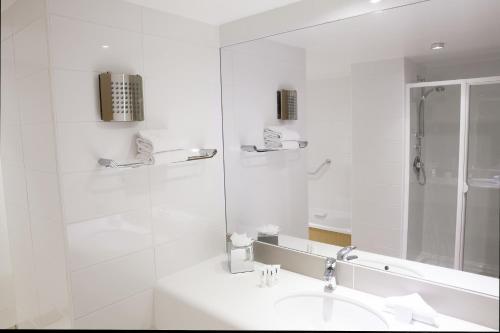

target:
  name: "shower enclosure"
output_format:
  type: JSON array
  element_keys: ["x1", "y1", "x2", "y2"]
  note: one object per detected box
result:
[{"x1": 404, "y1": 76, "x2": 500, "y2": 278}]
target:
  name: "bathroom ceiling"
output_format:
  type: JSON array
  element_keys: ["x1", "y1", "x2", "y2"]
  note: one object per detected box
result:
[
  {"x1": 124, "y1": 0, "x2": 302, "y2": 25},
  {"x1": 268, "y1": 0, "x2": 500, "y2": 78}
]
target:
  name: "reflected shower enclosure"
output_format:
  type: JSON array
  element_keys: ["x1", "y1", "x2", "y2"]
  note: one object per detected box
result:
[{"x1": 405, "y1": 78, "x2": 500, "y2": 278}]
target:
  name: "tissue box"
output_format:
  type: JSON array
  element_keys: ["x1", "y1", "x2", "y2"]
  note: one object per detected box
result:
[
  {"x1": 228, "y1": 244, "x2": 254, "y2": 274},
  {"x1": 257, "y1": 232, "x2": 278, "y2": 245}
]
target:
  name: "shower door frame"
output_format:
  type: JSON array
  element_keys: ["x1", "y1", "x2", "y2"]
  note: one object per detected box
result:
[{"x1": 402, "y1": 76, "x2": 500, "y2": 271}]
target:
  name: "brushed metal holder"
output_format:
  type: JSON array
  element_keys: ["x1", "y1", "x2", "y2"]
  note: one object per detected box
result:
[
  {"x1": 98, "y1": 148, "x2": 217, "y2": 169},
  {"x1": 241, "y1": 140, "x2": 308, "y2": 152},
  {"x1": 99, "y1": 72, "x2": 144, "y2": 122}
]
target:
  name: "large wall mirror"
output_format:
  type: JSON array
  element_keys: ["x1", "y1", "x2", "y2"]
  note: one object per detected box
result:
[{"x1": 220, "y1": 0, "x2": 500, "y2": 296}]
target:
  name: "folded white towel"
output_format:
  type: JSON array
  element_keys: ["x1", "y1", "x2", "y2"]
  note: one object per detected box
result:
[
  {"x1": 230, "y1": 233, "x2": 253, "y2": 247},
  {"x1": 135, "y1": 130, "x2": 190, "y2": 165},
  {"x1": 263, "y1": 140, "x2": 300, "y2": 150},
  {"x1": 385, "y1": 293, "x2": 439, "y2": 327},
  {"x1": 137, "y1": 149, "x2": 190, "y2": 165},
  {"x1": 280, "y1": 140, "x2": 300, "y2": 150},
  {"x1": 263, "y1": 126, "x2": 300, "y2": 141},
  {"x1": 136, "y1": 130, "x2": 181, "y2": 153}
]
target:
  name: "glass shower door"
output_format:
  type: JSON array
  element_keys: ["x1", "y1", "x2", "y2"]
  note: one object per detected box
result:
[
  {"x1": 406, "y1": 84, "x2": 462, "y2": 268},
  {"x1": 462, "y1": 82, "x2": 500, "y2": 277}
]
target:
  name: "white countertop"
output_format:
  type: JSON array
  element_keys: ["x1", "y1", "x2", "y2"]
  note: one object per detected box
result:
[{"x1": 155, "y1": 254, "x2": 493, "y2": 331}]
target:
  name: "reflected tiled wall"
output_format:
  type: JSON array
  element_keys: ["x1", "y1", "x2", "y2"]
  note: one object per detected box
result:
[
  {"x1": 221, "y1": 39, "x2": 308, "y2": 240},
  {"x1": 351, "y1": 58, "x2": 410, "y2": 257},
  {"x1": 1, "y1": 0, "x2": 226, "y2": 329}
]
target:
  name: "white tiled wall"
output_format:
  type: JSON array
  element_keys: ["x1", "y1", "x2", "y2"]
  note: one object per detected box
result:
[
  {"x1": 305, "y1": 76, "x2": 352, "y2": 233},
  {"x1": 1, "y1": 0, "x2": 70, "y2": 329},
  {"x1": 221, "y1": 39, "x2": 308, "y2": 239},
  {"x1": 351, "y1": 58, "x2": 412, "y2": 257},
  {"x1": 0, "y1": 162, "x2": 16, "y2": 329},
  {"x1": 1, "y1": 0, "x2": 225, "y2": 329}
]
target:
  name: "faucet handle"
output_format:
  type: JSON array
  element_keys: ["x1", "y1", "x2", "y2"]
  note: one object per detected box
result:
[
  {"x1": 337, "y1": 246, "x2": 357, "y2": 260},
  {"x1": 325, "y1": 257, "x2": 336, "y2": 269}
]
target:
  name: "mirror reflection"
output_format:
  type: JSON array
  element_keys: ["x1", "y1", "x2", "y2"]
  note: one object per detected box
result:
[{"x1": 221, "y1": 0, "x2": 500, "y2": 295}]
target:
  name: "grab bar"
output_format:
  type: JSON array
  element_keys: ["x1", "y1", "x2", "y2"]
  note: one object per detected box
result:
[
  {"x1": 308, "y1": 158, "x2": 332, "y2": 175},
  {"x1": 98, "y1": 148, "x2": 217, "y2": 169}
]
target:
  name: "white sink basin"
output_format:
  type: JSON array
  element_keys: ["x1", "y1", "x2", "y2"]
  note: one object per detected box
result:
[
  {"x1": 274, "y1": 292, "x2": 388, "y2": 331},
  {"x1": 354, "y1": 258, "x2": 422, "y2": 277}
]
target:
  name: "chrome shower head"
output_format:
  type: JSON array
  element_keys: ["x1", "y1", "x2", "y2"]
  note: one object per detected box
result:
[{"x1": 422, "y1": 86, "x2": 445, "y2": 99}]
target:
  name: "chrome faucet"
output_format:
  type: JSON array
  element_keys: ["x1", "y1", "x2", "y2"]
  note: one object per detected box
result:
[
  {"x1": 336, "y1": 246, "x2": 358, "y2": 261},
  {"x1": 323, "y1": 257, "x2": 336, "y2": 292}
]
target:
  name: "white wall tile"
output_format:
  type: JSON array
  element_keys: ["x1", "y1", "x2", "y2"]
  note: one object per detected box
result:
[
  {"x1": 49, "y1": 15, "x2": 143, "y2": 73},
  {"x1": 60, "y1": 168, "x2": 149, "y2": 223},
  {"x1": 1, "y1": 122, "x2": 24, "y2": 166},
  {"x1": 67, "y1": 209, "x2": 153, "y2": 271},
  {"x1": 152, "y1": 205, "x2": 205, "y2": 245},
  {"x1": 143, "y1": 35, "x2": 219, "y2": 84},
  {"x1": 25, "y1": 170, "x2": 62, "y2": 222},
  {"x1": 1, "y1": 162, "x2": 28, "y2": 208},
  {"x1": 51, "y1": 69, "x2": 101, "y2": 123},
  {"x1": 0, "y1": 0, "x2": 45, "y2": 41},
  {"x1": 3, "y1": 203, "x2": 38, "y2": 327},
  {"x1": 351, "y1": 58, "x2": 406, "y2": 256},
  {"x1": 143, "y1": 78, "x2": 221, "y2": 132},
  {"x1": 142, "y1": 7, "x2": 219, "y2": 47},
  {"x1": 155, "y1": 226, "x2": 225, "y2": 278},
  {"x1": 13, "y1": 18, "x2": 48, "y2": 78},
  {"x1": 47, "y1": 0, "x2": 142, "y2": 33},
  {"x1": 16, "y1": 70, "x2": 52, "y2": 125},
  {"x1": 0, "y1": 162, "x2": 16, "y2": 330},
  {"x1": 21, "y1": 123, "x2": 57, "y2": 172},
  {"x1": 74, "y1": 289, "x2": 152, "y2": 329},
  {"x1": 1, "y1": 38, "x2": 19, "y2": 124},
  {"x1": 71, "y1": 248, "x2": 155, "y2": 317},
  {"x1": 56, "y1": 121, "x2": 144, "y2": 173},
  {"x1": 30, "y1": 215, "x2": 70, "y2": 320}
]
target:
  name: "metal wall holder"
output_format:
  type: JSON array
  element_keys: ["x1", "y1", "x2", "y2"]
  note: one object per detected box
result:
[
  {"x1": 98, "y1": 148, "x2": 217, "y2": 169},
  {"x1": 241, "y1": 140, "x2": 308, "y2": 153}
]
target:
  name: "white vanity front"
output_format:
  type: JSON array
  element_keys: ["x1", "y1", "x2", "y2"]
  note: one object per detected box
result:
[{"x1": 154, "y1": 255, "x2": 492, "y2": 331}]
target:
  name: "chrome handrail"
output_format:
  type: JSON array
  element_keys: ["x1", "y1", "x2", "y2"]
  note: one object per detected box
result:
[{"x1": 308, "y1": 158, "x2": 332, "y2": 175}]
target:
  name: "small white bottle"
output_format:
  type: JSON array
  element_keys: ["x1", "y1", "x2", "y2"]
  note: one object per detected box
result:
[
  {"x1": 267, "y1": 266, "x2": 274, "y2": 287},
  {"x1": 258, "y1": 268, "x2": 267, "y2": 288}
]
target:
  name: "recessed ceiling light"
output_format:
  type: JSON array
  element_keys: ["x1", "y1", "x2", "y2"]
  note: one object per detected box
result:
[
  {"x1": 101, "y1": 44, "x2": 110, "y2": 49},
  {"x1": 370, "y1": 0, "x2": 382, "y2": 3},
  {"x1": 431, "y1": 42, "x2": 445, "y2": 50}
]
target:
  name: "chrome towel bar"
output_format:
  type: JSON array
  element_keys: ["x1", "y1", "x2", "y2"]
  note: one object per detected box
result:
[
  {"x1": 241, "y1": 140, "x2": 308, "y2": 152},
  {"x1": 98, "y1": 148, "x2": 217, "y2": 169}
]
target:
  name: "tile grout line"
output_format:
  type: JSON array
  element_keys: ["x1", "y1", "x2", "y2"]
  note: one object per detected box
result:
[{"x1": 73, "y1": 288, "x2": 153, "y2": 322}]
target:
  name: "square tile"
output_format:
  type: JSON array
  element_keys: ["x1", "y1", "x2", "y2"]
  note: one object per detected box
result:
[
  {"x1": 67, "y1": 209, "x2": 153, "y2": 271},
  {"x1": 13, "y1": 18, "x2": 48, "y2": 78},
  {"x1": 60, "y1": 168, "x2": 149, "y2": 223},
  {"x1": 71, "y1": 249, "x2": 155, "y2": 317},
  {"x1": 49, "y1": 15, "x2": 143, "y2": 73}
]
